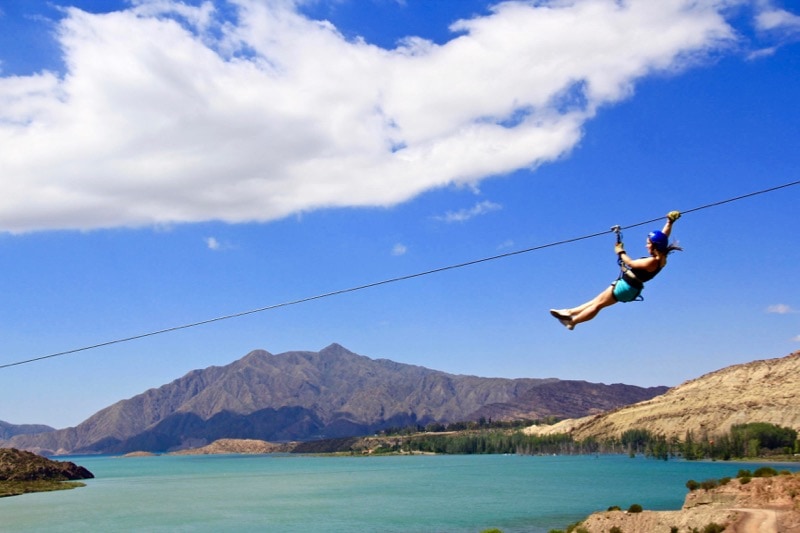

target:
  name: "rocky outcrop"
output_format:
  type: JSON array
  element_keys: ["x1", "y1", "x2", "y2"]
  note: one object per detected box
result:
[
  {"x1": 580, "y1": 472, "x2": 800, "y2": 533},
  {"x1": 0, "y1": 448, "x2": 94, "y2": 482},
  {"x1": 526, "y1": 351, "x2": 800, "y2": 441}
]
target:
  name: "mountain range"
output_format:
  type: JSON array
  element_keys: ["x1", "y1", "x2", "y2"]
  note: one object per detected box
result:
[{"x1": 0, "y1": 343, "x2": 666, "y2": 455}]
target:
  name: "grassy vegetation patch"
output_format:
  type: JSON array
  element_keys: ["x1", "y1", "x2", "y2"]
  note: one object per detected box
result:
[{"x1": 0, "y1": 480, "x2": 86, "y2": 498}]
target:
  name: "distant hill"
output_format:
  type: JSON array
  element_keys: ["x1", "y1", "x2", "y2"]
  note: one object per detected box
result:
[
  {"x1": 0, "y1": 343, "x2": 665, "y2": 455},
  {"x1": 526, "y1": 350, "x2": 800, "y2": 441},
  {"x1": 0, "y1": 421, "x2": 54, "y2": 440}
]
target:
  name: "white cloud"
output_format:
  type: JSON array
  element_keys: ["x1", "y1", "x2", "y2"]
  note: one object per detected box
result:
[
  {"x1": 391, "y1": 243, "x2": 407, "y2": 256},
  {"x1": 205, "y1": 235, "x2": 234, "y2": 251},
  {"x1": 0, "y1": 0, "x2": 752, "y2": 232},
  {"x1": 437, "y1": 200, "x2": 502, "y2": 223},
  {"x1": 766, "y1": 304, "x2": 796, "y2": 314},
  {"x1": 746, "y1": 46, "x2": 778, "y2": 60},
  {"x1": 756, "y1": 7, "x2": 800, "y2": 33}
]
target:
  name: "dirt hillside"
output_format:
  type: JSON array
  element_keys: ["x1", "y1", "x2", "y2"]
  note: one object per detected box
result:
[{"x1": 525, "y1": 351, "x2": 800, "y2": 442}]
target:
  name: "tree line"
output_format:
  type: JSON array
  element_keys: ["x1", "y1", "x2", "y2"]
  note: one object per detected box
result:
[{"x1": 377, "y1": 421, "x2": 799, "y2": 459}]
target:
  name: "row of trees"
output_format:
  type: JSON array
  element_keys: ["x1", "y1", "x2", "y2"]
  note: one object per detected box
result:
[
  {"x1": 614, "y1": 423, "x2": 799, "y2": 460},
  {"x1": 380, "y1": 417, "x2": 553, "y2": 436},
  {"x1": 376, "y1": 422, "x2": 799, "y2": 460}
]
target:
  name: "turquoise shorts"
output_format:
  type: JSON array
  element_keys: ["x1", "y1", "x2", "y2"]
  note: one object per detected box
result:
[{"x1": 612, "y1": 278, "x2": 642, "y2": 303}]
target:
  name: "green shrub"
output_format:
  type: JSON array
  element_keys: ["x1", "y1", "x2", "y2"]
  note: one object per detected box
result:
[
  {"x1": 702, "y1": 523, "x2": 725, "y2": 533},
  {"x1": 719, "y1": 477, "x2": 731, "y2": 485},
  {"x1": 627, "y1": 503, "x2": 643, "y2": 513},
  {"x1": 739, "y1": 476, "x2": 751, "y2": 485},
  {"x1": 670, "y1": 527, "x2": 679, "y2": 533},
  {"x1": 753, "y1": 466, "x2": 778, "y2": 477},
  {"x1": 609, "y1": 527, "x2": 622, "y2": 533},
  {"x1": 686, "y1": 479, "x2": 700, "y2": 491},
  {"x1": 481, "y1": 529, "x2": 503, "y2": 533},
  {"x1": 700, "y1": 479, "x2": 719, "y2": 490},
  {"x1": 607, "y1": 505, "x2": 621, "y2": 511},
  {"x1": 736, "y1": 469, "x2": 752, "y2": 478}
]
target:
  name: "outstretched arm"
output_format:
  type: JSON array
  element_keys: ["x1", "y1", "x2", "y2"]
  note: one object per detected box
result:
[
  {"x1": 614, "y1": 241, "x2": 658, "y2": 271},
  {"x1": 662, "y1": 210, "x2": 681, "y2": 237},
  {"x1": 615, "y1": 241, "x2": 659, "y2": 271}
]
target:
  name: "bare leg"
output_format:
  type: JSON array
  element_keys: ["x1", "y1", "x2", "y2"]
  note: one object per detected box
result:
[
  {"x1": 562, "y1": 300, "x2": 594, "y2": 317},
  {"x1": 568, "y1": 285, "x2": 617, "y2": 327}
]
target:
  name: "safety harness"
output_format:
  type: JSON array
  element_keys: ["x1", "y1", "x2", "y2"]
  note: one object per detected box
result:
[{"x1": 611, "y1": 225, "x2": 644, "y2": 302}]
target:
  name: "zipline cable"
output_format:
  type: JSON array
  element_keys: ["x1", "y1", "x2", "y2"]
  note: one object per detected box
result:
[
  {"x1": 1, "y1": 178, "x2": 798, "y2": 370},
  {"x1": 619, "y1": 179, "x2": 800, "y2": 231}
]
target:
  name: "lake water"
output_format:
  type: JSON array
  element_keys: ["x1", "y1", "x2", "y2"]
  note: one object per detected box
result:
[{"x1": 1, "y1": 454, "x2": 795, "y2": 532}]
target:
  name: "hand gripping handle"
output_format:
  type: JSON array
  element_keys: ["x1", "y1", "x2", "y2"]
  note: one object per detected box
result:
[{"x1": 610, "y1": 225, "x2": 622, "y2": 244}]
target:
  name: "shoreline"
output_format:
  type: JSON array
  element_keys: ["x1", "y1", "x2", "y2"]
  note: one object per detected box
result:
[{"x1": 578, "y1": 471, "x2": 800, "y2": 533}]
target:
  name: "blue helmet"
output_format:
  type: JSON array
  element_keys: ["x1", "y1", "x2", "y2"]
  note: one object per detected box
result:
[{"x1": 648, "y1": 230, "x2": 669, "y2": 252}]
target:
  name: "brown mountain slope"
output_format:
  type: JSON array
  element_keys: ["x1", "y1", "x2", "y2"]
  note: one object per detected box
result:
[
  {"x1": 471, "y1": 380, "x2": 667, "y2": 421},
  {"x1": 526, "y1": 351, "x2": 800, "y2": 441}
]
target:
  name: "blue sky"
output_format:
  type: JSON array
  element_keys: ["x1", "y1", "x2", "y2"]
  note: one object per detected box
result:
[{"x1": 1, "y1": 0, "x2": 799, "y2": 429}]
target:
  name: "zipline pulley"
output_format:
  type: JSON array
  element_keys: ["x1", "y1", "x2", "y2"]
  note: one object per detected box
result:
[{"x1": 610, "y1": 224, "x2": 622, "y2": 243}]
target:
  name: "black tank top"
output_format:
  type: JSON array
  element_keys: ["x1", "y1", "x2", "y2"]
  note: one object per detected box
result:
[{"x1": 629, "y1": 261, "x2": 662, "y2": 283}]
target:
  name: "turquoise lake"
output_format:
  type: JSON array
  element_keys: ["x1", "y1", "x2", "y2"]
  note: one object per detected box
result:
[{"x1": 2, "y1": 454, "x2": 795, "y2": 532}]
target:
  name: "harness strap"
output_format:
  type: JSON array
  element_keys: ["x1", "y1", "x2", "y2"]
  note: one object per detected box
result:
[{"x1": 611, "y1": 225, "x2": 644, "y2": 302}]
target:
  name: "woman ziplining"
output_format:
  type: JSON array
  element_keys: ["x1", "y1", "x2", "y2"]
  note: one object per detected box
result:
[
  {"x1": 550, "y1": 210, "x2": 683, "y2": 330},
  {"x1": 4, "y1": 179, "x2": 799, "y2": 370}
]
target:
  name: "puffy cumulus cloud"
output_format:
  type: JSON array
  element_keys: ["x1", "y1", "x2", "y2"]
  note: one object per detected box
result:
[{"x1": 0, "y1": 0, "x2": 766, "y2": 232}]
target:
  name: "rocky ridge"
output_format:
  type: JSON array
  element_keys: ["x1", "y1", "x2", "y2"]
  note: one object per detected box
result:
[
  {"x1": 0, "y1": 421, "x2": 54, "y2": 440},
  {"x1": 525, "y1": 351, "x2": 800, "y2": 441},
  {"x1": 580, "y1": 472, "x2": 800, "y2": 532}
]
